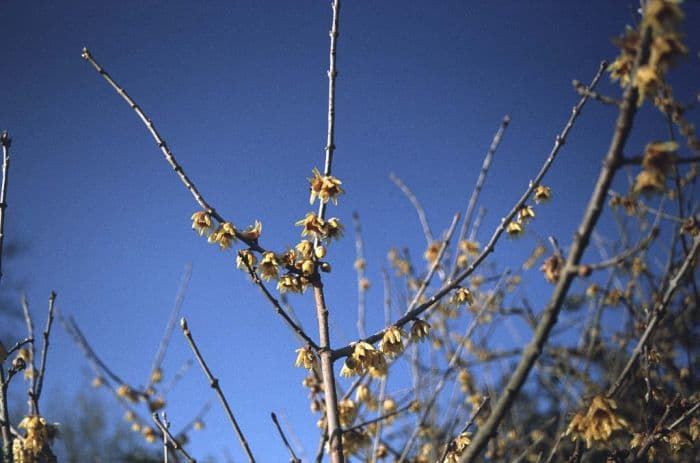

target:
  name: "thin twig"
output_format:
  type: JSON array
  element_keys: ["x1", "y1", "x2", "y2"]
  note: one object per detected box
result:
[
  {"x1": 149, "y1": 263, "x2": 192, "y2": 390},
  {"x1": 271, "y1": 412, "x2": 301, "y2": 463},
  {"x1": 572, "y1": 79, "x2": 621, "y2": 107},
  {"x1": 0, "y1": 131, "x2": 11, "y2": 285},
  {"x1": 344, "y1": 402, "x2": 413, "y2": 434},
  {"x1": 21, "y1": 294, "x2": 36, "y2": 415},
  {"x1": 81, "y1": 48, "x2": 264, "y2": 252},
  {"x1": 390, "y1": 173, "x2": 434, "y2": 244},
  {"x1": 353, "y1": 211, "x2": 368, "y2": 339},
  {"x1": 180, "y1": 318, "x2": 256, "y2": 463},
  {"x1": 153, "y1": 412, "x2": 197, "y2": 463},
  {"x1": 451, "y1": 115, "x2": 510, "y2": 280},
  {"x1": 32, "y1": 291, "x2": 56, "y2": 416}
]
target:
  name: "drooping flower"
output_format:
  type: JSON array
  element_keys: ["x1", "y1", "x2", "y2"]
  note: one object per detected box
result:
[
  {"x1": 295, "y1": 212, "x2": 325, "y2": 238},
  {"x1": 308, "y1": 167, "x2": 344, "y2": 205},
  {"x1": 258, "y1": 252, "x2": 280, "y2": 281},
  {"x1": 534, "y1": 185, "x2": 552, "y2": 203},
  {"x1": 380, "y1": 326, "x2": 406, "y2": 357},
  {"x1": 633, "y1": 169, "x2": 666, "y2": 195},
  {"x1": 517, "y1": 205, "x2": 536, "y2": 223},
  {"x1": 208, "y1": 222, "x2": 237, "y2": 249},
  {"x1": 566, "y1": 395, "x2": 628, "y2": 448},
  {"x1": 191, "y1": 211, "x2": 213, "y2": 236},
  {"x1": 506, "y1": 220, "x2": 523, "y2": 237},
  {"x1": 424, "y1": 242, "x2": 441, "y2": 264},
  {"x1": 239, "y1": 220, "x2": 262, "y2": 241},
  {"x1": 277, "y1": 273, "x2": 304, "y2": 293},
  {"x1": 236, "y1": 250, "x2": 258, "y2": 270},
  {"x1": 323, "y1": 217, "x2": 344, "y2": 242},
  {"x1": 540, "y1": 255, "x2": 563, "y2": 284},
  {"x1": 410, "y1": 319, "x2": 430, "y2": 342},
  {"x1": 294, "y1": 347, "x2": 317, "y2": 370},
  {"x1": 450, "y1": 287, "x2": 474, "y2": 307},
  {"x1": 642, "y1": 141, "x2": 677, "y2": 173}
]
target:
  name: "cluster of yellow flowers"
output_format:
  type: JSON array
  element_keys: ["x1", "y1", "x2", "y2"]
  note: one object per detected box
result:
[
  {"x1": 340, "y1": 341, "x2": 387, "y2": 378},
  {"x1": 507, "y1": 185, "x2": 550, "y2": 237},
  {"x1": 308, "y1": 167, "x2": 344, "y2": 205},
  {"x1": 12, "y1": 416, "x2": 59, "y2": 463},
  {"x1": 443, "y1": 432, "x2": 472, "y2": 463},
  {"x1": 609, "y1": 0, "x2": 686, "y2": 106},
  {"x1": 566, "y1": 395, "x2": 628, "y2": 448}
]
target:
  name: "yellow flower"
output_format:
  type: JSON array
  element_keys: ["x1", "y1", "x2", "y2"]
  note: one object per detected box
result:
[
  {"x1": 444, "y1": 432, "x2": 472, "y2": 463},
  {"x1": 633, "y1": 169, "x2": 666, "y2": 195},
  {"x1": 92, "y1": 376, "x2": 104, "y2": 388},
  {"x1": 517, "y1": 205, "x2": 536, "y2": 223},
  {"x1": 142, "y1": 426, "x2": 157, "y2": 443},
  {"x1": 459, "y1": 240, "x2": 480, "y2": 256},
  {"x1": 355, "y1": 384, "x2": 371, "y2": 403},
  {"x1": 643, "y1": 0, "x2": 684, "y2": 34},
  {"x1": 539, "y1": 255, "x2": 562, "y2": 284},
  {"x1": 450, "y1": 287, "x2": 474, "y2": 307},
  {"x1": 650, "y1": 34, "x2": 687, "y2": 73},
  {"x1": 308, "y1": 167, "x2": 344, "y2": 205},
  {"x1": 642, "y1": 140, "x2": 677, "y2": 173},
  {"x1": 148, "y1": 396, "x2": 166, "y2": 412},
  {"x1": 354, "y1": 258, "x2": 366, "y2": 270},
  {"x1": 239, "y1": 220, "x2": 262, "y2": 241},
  {"x1": 193, "y1": 420, "x2": 205, "y2": 430},
  {"x1": 566, "y1": 395, "x2": 628, "y2": 448},
  {"x1": 359, "y1": 278, "x2": 370, "y2": 290},
  {"x1": 323, "y1": 217, "x2": 344, "y2": 242},
  {"x1": 424, "y1": 242, "x2": 441, "y2": 264},
  {"x1": 506, "y1": 220, "x2": 523, "y2": 237},
  {"x1": 191, "y1": 211, "x2": 213, "y2": 236},
  {"x1": 294, "y1": 347, "x2": 317, "y2": 370},
  {"x1": 149, "y1": 368, "x2": 163, "y2": 384},
  {"x1": 338, "y1": 399, "x2": 358, "y2": 427},
  {"x1": 236, "y1": 250, "x2": 257, "y2": 270},
  {"x1": 295, "y1": 212, "x2": 325, "y2": 238},
  {"x1": 410, "y1": 319, "x2": 430, "y2": 342},
  {"x1": 534, "y1": 185, "x2": 551, "y2": 203},
  {"x1": 277, "y1": 273, "x2": 304, "y2": 293},
  {"x1": 635, "y1": 65, "x2": 662, "y2": 107},
  {"x1": 208, "y1": 222, "x2": 237, "y2": 249},
  {"x1": 380, "y1": 326, "x2": 406, "y2": 357},
  {"x1": 258, "y1": 252, "x2": 280, "y2": 281},
  {"x1": 295, "y1": 240, "x2": 313, "y2": 259}
]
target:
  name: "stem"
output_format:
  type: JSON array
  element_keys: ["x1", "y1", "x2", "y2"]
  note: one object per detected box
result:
[
  {"x1": 313, "y1": 283, "x2": 344, "y2": 463},
  {"x1": 180, "y1": 318, "x2": 256, "y2": 463},
  {"x1": 0, "y1": 132, "x2": 11, "y2": 285},
  {"x1": 32, "y1": 291, "x2": 56, "y2": 416}
]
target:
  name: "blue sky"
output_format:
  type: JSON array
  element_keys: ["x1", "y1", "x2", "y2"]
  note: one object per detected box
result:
[{"x1": 1, "y1": 1, "x2": 699, "y2": 461}]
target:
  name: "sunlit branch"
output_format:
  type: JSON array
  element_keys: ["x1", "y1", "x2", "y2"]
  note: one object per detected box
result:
[{"x1": 0, "y1": 132, "x2": 10, "y2": 286}]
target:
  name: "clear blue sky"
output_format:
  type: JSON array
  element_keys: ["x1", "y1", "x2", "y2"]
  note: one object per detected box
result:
[{"x1": 1, "y1": 1, "x2": 698, "y2": 461}]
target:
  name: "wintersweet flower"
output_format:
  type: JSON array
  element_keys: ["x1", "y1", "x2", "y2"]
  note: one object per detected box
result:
[
  {"x1": 450, "y1": 287, "x2": 474, "y2": 307},
  {"x1": 236, "y1": 250, "x2": 258, "y2": 270},
  {"x1": 517, "y1": 205, "x2": 535, "y2": 223},
  {"x1": 208, "y1": 222, "x2": 237, "y2": 249},
  {"x1": 258, "y1": 252, "x2": 280, "y2": 281},
  {"x1": 423, "y1": 242, "x2": 441, "y2": 264},
  {"x1": 323, "y1": 217, "x2": 344, "y2": 242},
  {"x1": 239, "y1": 220, "x2": 262, "y2": 241},
  {"x1": 294, "y1": 347, "x2": 317, "y2": 370},
  {"x1": 642, "y1": 141, "x2": 677, "y2": 173},
  {"x1": 277, "y1": 273, "x2": 304, "y2": 293},
  {"x1": 296, "y1": 212, "x2": 325, "y2": 238},
  {"x1": 410, "y1": 319, "x2": 430, "y2": 342},
  {"x1": 308, "y1": 167, "x2": 344, "y2": 205},
  {"x1": 191, "y1": 211, "x2": 213, "y2": 236},
  {"x1": 566, "y1": 395, "x2": 628, "y2": 448},
  {"x1": 534, "y1": 185, "x2": 551, "y2": 203},
  {"x1": 506, "y1": 220, "x2": 523, "y2": 237},
  {"x1": 380, "y1": 326, "x2": 406, "y2": 357}
]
